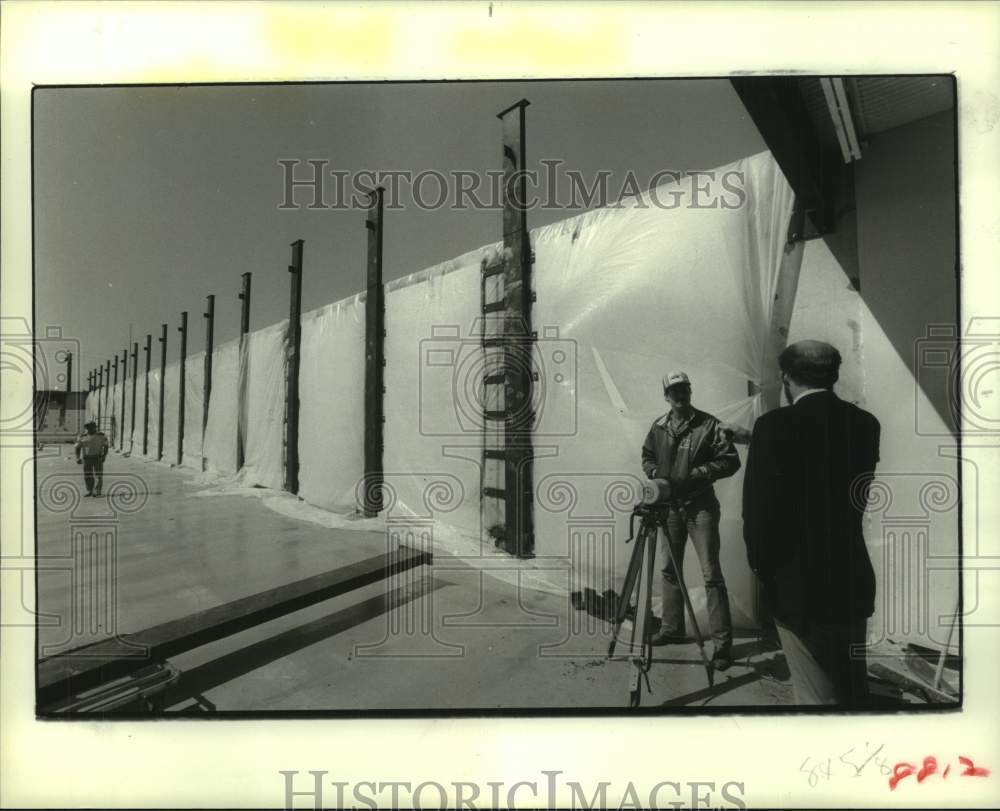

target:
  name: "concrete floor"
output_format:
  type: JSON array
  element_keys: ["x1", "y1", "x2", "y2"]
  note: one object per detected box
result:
[{"x1": 35, "y1": 444, "x2": 793, "y2": 711}]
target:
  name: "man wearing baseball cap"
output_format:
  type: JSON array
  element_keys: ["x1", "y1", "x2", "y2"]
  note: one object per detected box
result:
[
  {"x1": 641, "y1": 370, "x2": 741, "y2": 670},
  {"x1": 75, "y1": 421, "x2": 109, "y2": 497}
]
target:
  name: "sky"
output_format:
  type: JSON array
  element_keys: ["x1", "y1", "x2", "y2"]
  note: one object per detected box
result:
[{"x1": 32, "y1": 79, "x2": 766, "y2": 386}]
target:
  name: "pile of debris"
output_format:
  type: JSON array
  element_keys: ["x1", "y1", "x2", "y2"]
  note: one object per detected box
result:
[{"x1": 867, "y1": 638, "x2": 959, "y2": 705}]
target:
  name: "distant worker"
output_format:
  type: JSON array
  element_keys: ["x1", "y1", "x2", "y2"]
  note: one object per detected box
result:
[
  {"x1": 641, "y1": 371, "x2": 742, "y2": 671},
  {"x1": 742, "y1": 340, "x2": 880, "y2": 707},
  {"x1": 75, "y1": 421, "x2": 109, "y2": 497}
]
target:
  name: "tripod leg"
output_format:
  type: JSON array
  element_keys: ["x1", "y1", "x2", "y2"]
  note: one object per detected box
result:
[
  {"x1": 632, "y1": 528, "x2": 652, "y2": 659},
  {"x1": 608, "y1": 529, "x2": 645, "y2": 658},
  {"x1": 658, "y1": 515, "x2": 715, "y2": 688},
  {"x1": 642, "y1": 522, "x2": 657, "y2": 671},
  {"x1": 629, "y1": 523, "x2": 658, "y2": 707}
]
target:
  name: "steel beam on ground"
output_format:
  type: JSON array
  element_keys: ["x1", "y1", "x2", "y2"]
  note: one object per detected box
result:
[{"x1": 37, "y1": 546, "x2": 431, "y2": 711}]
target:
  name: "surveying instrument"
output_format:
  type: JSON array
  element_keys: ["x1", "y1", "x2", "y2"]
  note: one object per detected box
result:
[{"x1": 608, "y1": 479, "x2": 715, "y2": 707}]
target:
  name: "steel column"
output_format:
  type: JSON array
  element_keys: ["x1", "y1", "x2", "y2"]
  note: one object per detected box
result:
[
  {"x1": 363, "y1": 187, "x2": 385, "y2": 517},
  {"x1": 104, "y1": 359, "x2": 111, "y2": 433},
  {"x1": 97, "y1": 365, "x2": 104, "y2": 429},
  {"x1": 729, "y1": 78, "x2": 833, "y2": 235},
  {"x1": 130, "y1": 343, "x2": 138, "y2": 453},
  {"x1": 157, "y1": 325, "x2": 167, "y2": 460},
  {"x1": 498, "y1": 98, "x2": 534, "y2": 558},
  {"x1": 177, "y1": 311, "x2": 187, "y2": 466},
  {"x1": 60, "y1": 351, "x2": 72, "y2": 428},
  {"x1": 143, "y1": 335, "x2": 151, "y2": 456},
  {"x1": 237, "y1": 272, "x2": 252, "y2": 471},
  {"x1": 202, "y1": 295, "x2": 214, "y2": 472},
  {"x1": 285, "y1": 240, "x2": 303, "y2": 494},
  {"x1": 112, "y1": 356, "x2": 119, "y2": 446},
  {"x1": 120, "y1": 349, "x2": 128, "y2": 450}
]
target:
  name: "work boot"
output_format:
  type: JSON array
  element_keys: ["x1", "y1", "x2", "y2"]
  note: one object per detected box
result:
[
  {"x1": 712, "y1": 649, "x2": 733, "y2": 671},
  {"x1": 650, "y1": 629, "x2": 691, "y2": 646}
]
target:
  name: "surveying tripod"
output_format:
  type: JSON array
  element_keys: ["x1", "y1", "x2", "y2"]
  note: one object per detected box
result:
[{"x1": 608, "y1": 498, "x2": 715, "y2": 707}]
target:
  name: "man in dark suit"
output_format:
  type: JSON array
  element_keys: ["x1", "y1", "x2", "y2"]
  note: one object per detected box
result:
[{"x1": 742, "y1": 340, "x2": 880, "y2": 706}]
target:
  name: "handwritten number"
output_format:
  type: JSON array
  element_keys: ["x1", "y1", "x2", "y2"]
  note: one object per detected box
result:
[
  {"x1": 889, "y1": 762, "x2": 916, "y2": 791},
  {"x1": 890, "y1": 756, "x2": 991, "y2": 789},
  {"x1": 959, "y1": 756, "x2": 990, "y2": 778},
  {"x1": 800, "y1": 757, "x2": 818, "y2": 788}
]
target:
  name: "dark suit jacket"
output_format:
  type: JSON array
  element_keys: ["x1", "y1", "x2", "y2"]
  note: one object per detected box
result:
[{"x1": 742, "y1": 391, "x2": 880, "y2": 633}]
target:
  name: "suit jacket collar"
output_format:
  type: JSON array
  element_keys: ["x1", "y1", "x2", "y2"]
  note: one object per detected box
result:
[{"x1": 792, "y1": 389, "x2": 838, "y2": 407}]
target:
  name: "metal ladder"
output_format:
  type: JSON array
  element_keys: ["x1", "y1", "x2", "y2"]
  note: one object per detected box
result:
[{"x1": 479, "y1": 251, "x2": 536, "y2": 557}]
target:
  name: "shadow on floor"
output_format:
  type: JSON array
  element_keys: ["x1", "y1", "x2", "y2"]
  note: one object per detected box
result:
[
  {"x1": 163, "y1": 574, "x2": 452, "y2": 710},
  {"x1": 649, "y1": 633, "x2": 790, "y2": 707},
  {"x1": 656, "y1": 648, "x2": 791, "y2": 707}
]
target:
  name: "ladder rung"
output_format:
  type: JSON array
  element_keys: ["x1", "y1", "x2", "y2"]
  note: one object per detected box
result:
[
  {"x1": 483, "y1": 486, "x2": 506, "y2": 499},
  {"x1": 483, "y1": 372, "x2": 505, "y2": 385},
  {"x1": 482, "y1": 300, "x2": 506, "y2": 314},
  {"x1": 484, "y1": 448, "x2": 505, "y2": 460},
  {"x1": 482, "y1": 262, "x2": 505, "y2": 279},
  {"x1": 484, "y1": 410, "x2": 506, "y2": 420}
]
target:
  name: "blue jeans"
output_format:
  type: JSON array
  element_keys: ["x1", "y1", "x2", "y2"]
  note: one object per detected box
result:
[
  {"x1": 82, "y1": 456, "x2": 104, "y2": 494},
  {"x1": 657, "y1": 495, "x2": 733, "y2": 654}
]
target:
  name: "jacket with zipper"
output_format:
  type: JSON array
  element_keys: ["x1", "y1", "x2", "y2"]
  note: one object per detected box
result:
[{"x1": 641, "y1": 407, "x2": 741, "y2": 504}]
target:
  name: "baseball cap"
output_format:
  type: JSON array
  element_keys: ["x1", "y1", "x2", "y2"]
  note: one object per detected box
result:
[{"x1": 662, "y1": 371, "x2": 691, "y2": 389}]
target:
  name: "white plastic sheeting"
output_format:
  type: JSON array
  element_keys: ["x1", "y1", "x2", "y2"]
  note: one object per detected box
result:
[
  {"x1": 529, "y1": 151, "x2": 796, "y2": 623},
  {"x1": 298, "y1": 295, "x2": 366, "y2": 512},
  {"x1": 108, "y1": 382, "x2": 120, "y2": 443},
  {"x1": 236, "y1": 320, "x2": 287, "y2": 491},
  {"x1": 203, "y1": 339, "x2": 239, "y2": 476},
  {"x1": 130, "y1": 373, "x2": 147, "y2": 454},
  {"x1": 183, "y1": 351, "x2": 205, "y2": 469},
  {"x1": 378, "y1": 150, "x2": 796, "y2": 625},
  {"x1": 145, "y1": 369, "x2": 161, "y2": 459},
  {"x1": 88, "y1": 150, "x2": 796, "y2": 628},
  {"x1": 384, "y1": 249, "x2": 487, "y2": 539},
  {"x1": 161, "y1": 362, "x2": 181, "y2": 463}
]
